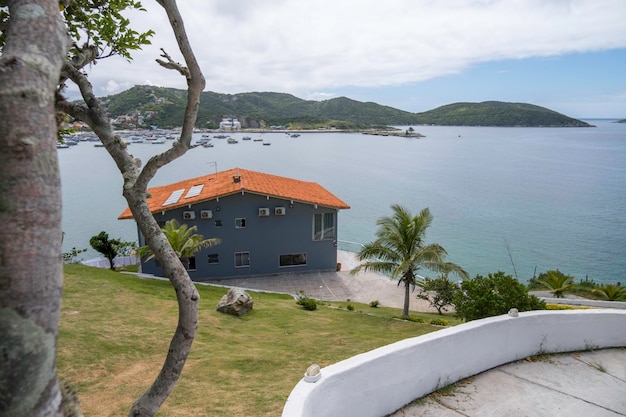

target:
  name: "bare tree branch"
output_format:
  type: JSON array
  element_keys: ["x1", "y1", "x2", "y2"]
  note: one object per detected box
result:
[{"x1": 155, "y1": 47, "x2": 190, "y2": 78}]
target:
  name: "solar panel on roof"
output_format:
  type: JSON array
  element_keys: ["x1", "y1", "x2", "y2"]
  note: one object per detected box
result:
[
  {"x1": 185, "y1": 184, "x2": 204, "y2": 199},
  {"x1": 162, "y1": 189, "x2": 185, "y2": 206}
]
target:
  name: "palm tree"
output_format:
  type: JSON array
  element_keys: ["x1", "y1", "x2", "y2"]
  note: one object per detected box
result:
[
  {"x1": 352, "y1": 205, "x2": 468, "y2": 318},
  {"x1": 592, "y1": 284, "x2": 626, "y2": 301},
  {"x1": 138, "y1": 219, "x2": 220, "y2": 270},
  {"x1": 537, "y1": 270, "x2": 574, "y2": 298}
]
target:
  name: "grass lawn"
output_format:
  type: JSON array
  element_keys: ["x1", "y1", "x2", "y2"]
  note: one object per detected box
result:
[{"x1": 58, "y1": 264, "x2": 458, "y2": 416}]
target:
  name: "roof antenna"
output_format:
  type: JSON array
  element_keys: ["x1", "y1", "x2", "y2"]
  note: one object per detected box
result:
[{"x1": 207, "y1": 161, "x2": 217, "y2": 177}]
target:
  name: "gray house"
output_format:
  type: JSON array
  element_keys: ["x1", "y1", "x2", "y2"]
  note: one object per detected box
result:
[{"x1": 118, "y1": 167, "x2": 350, "y2": 281}]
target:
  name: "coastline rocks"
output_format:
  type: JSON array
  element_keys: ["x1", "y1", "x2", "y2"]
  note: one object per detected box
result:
[{"x1": 216, "y1": 288, "x2": 254, "y2": 317}]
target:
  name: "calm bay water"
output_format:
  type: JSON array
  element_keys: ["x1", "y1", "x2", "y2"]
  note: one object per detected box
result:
[{"x1": 58, "y1": 120, "x2": 626, "y2": 284}]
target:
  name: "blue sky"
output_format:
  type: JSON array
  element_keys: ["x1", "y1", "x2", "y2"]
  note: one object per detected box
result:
[
  {"x1": 326, "y1": 49, "x2": 626, "y2": 118},
  {"x1": 79, "y1": 0, "x2": 626, "y2": 119}
]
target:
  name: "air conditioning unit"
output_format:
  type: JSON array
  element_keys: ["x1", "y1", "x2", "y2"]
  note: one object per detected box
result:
[
  {"x1": 275, "y1": 207, "x2": 286, "y2": 216},
  {"x1": 183, "y1": 211, "x2": 196, "y2": 220},
  {"x1": 258, "y1": 207, "x2": 270, "y2": 217},
  {"x1": 200, "y1": 209, "x2": 213, "y2": 219}
]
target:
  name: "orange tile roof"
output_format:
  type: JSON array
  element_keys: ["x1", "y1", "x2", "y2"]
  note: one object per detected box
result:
[{"x1": 118, "y1": 167, "x2": 350, "y2": 220}]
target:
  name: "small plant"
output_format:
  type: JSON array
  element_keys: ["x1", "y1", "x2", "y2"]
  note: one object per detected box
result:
[
  {"x1": 369, "y1": 300, "x2": 380, "y2": 308},
  {"x1": 296, "y1": 297, "x2": 317, "y2": 311},
  {"x1": 546, "y1": 304, "x2": 581, "y2": 310},
  {"x1": 429, "y1": 318, "x2": 449, "y2": 326},
  {"x1": 536, "y1": 270, "x2": 574, "y2": 298},
  {"x1": 346, "y1": 304, "x2": 354, "y2": 311},
  {"x1": 587, "y1": 361, "x2": 607, "y2": 373},
  {"x1": 393, "y1": 315, "x2": 424, "y2": 323},
  {"x1": 62, "y1": 247, "x2": 87, "y2": 264},
  {"x1": 576, "y1": 276, "x2": 599, "y2": 289},
  {"x1": 592, "y1": 284, "x2": 626, "y2": 301}
]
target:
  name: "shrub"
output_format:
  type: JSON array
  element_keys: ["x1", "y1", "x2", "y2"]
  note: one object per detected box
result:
[
  {"x1": 62, "y1": 247, "x2": 87, "y2": 264},
  {"x1": 393, "y1": 315, "x2": 424, "y2": 323},
  {"x1": 429, "y1": 318, "x2": 449, "y2": 326},
  {"x1": 296, "y1": 297, "x2": 318, "y2": 311},
  {"x1": 592, "y1": 284, "x2": 626, "y2": 301},
  {"x1": 416, "y1": 276, "x2": 458, "y2": 314},
  {"x1": 536, "y1": 270, "x2": 574, "y2": 298},
  {"x1": 346, "y1": 304, "x2": 354, "y2": 311},
  {"x1": 453, "y1": 271, "x2": 546, "y2": 321},
  {"x1": 576, "y1": 276, "x2": 599, "y2": 289},
  {"x1": 369, "y1": 300, "x2": 380, "y2": 308}
]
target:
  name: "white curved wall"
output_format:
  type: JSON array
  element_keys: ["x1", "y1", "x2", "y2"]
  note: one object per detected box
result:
[{"x1": 282, "y1": 310, "x2": 626, "y2": 417}]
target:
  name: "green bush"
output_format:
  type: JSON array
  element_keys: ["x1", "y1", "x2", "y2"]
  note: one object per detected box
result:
[
  {"x1": 576, "y1": 276, "x2": 599, "y2": 289},
  {"x1": 453, "y1": 271, "x2": 546, "y2": 321},
  {"x1": 536, "y1": 270, "x2": 574, "y2": 298},
  {"x1": 296, "y1": 297, "x2": 318, "y2": 311},
  {"x1": 416, "y1": 276, "x2": 458, "y2": 314},
  {"x1": 393, "y1": 315, "x2": 425, "y2": 323},
  {"x1": 369, "y1": 300, "x2": 380, "y2": 308},
  {"x1": 429, "y1": 318, "x2": 449, "y2": 326},
  {"x1": 346, "y1": 304, "x2": 355, "y2": 311}
]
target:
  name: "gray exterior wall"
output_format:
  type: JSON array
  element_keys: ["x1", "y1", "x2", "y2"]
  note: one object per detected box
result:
[{"x1": 138, "y1": 192, "x2": 340, "y2": 281}]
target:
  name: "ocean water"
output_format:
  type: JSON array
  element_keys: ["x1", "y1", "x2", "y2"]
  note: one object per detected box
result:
[{"x1": 58, "y1": 120, "x2": 626, "y2": 284}]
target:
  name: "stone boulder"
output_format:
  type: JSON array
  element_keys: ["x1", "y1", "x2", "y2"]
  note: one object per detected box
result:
[{"x1": 216, "y1": 288, "x2": 254, "y2": 317}]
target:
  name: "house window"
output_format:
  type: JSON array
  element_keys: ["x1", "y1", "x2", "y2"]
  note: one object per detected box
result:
[
  {"x1": 185, "y1": 256, "x2": 197, "y2": 271},
  {"x1": 313, "y1": 212, "x2": 335, "y2": 240},
  {"x1": 215, "y1": 219, "x2": 223, "y2": 227},
  {"x1": 207, "y1": 254, "x2": 219, "y2": 264},
  {"x1": 235, "y1": 251, "x2": 250, "y2": 268},
  {"x1": 235, "y1": 218, "x2": 246, "y2": 228},
  {"x1": 280, "y1": 253, "x2": 307, "y2": 267}
]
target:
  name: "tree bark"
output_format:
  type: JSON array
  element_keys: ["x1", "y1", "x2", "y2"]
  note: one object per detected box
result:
[
  {"x1": 403, "y1": 280, "x2": 411, "y2": 318},
  {"x1": 126, "y1": 5, "x2": 205, "y2": 414},
  {"x1": 0, "y1": 1, "x2": 68, "y2": 417}
]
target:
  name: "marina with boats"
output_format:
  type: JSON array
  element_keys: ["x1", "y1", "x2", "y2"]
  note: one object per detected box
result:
[{"x1": 58, "y1": 129, "x2": 287, "y2": 149}]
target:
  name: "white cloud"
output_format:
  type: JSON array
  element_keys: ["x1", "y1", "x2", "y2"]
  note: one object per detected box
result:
[{"x1": 79, "y1": 0, "x2": 626, "y2": 113}]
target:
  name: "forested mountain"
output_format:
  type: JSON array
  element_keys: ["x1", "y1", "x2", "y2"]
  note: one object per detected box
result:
[
  {"x1": 97, "y1": 86, "x2": 592, "y2": 129},
  {"x1": 100, "y1": 85, "x2": 418, "y2": 129},
  {"x1": 414, "y1": 101, "x2": 592, "y2": 127}
]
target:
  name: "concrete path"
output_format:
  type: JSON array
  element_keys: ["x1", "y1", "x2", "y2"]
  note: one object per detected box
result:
[
  {"x1": 388, "y1": 348, "x2": 626, "y2": 417},
  {"x1": 201, "y1": 250, "x2": 441, "y2": 313}
]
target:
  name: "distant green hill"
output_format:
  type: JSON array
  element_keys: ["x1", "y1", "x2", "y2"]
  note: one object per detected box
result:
[
  {"x1": 97, "y1": 86, "x2": 592, "y2": 129},
  {"x1": 414, "y1": 101, "x2": 592, "y2": 127},
  {"x1": 100, "y1": 85, "x2": 418, "y2": 129}
]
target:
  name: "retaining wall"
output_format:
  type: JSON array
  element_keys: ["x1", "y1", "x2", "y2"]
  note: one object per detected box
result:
[{"x1": 282, "y1": 309, "x2": 626, "y2": 417}]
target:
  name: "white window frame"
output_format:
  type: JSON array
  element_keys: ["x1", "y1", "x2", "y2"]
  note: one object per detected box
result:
[
  {"x1": 313, "y1": 212, "x2": 336, "y2": 241},
  {"x1": 234, "y1": 251, "x2": 250, "y2": 268}
]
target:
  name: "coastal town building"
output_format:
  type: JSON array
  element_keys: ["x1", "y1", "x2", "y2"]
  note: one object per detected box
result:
[
  {"x1": 219, "y1": 117, "x2": 241, "y2": 131},
  {"x1": 118, "y1": 168, "x2": 350, "y2": 280}
]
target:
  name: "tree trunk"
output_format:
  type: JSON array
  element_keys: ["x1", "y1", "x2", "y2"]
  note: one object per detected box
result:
[
  {"x1": 403, "y1": 279, "x2": 411, "y2": 318},
  {"x1": 0, "y1": 1, "x2": 68, "y2": 417},
  {"x1": 56, "y1": 1, "x2": 205, "y2": 415}
]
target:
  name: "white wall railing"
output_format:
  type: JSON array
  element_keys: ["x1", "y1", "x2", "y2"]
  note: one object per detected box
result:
[
  {"x1": 81, "y1": 255, "x2": 139, "y2": 269},
  {"x1": 282, "y1": 309, "x2": 626, "y2": 417}
]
